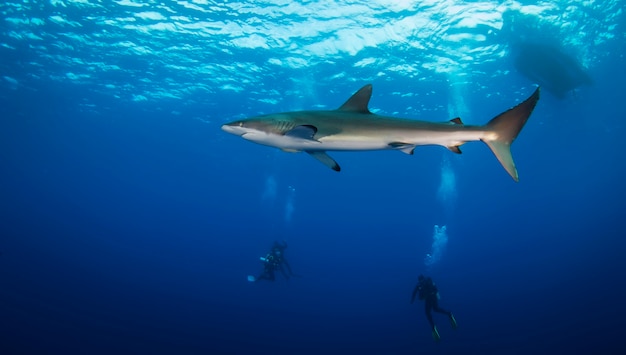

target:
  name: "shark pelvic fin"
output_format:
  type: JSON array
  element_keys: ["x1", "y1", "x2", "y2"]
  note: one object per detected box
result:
[
  {"x1": 338, "y1": 84, "x2": 372, "y2": 114},
  {"x1": 285, "y1": 125, "x2": 319, "y2": 141},
  {"x1": 389, "y1": 142, "x2": 416, "y2": 155},
  {"x1": 306, "y1": 151, "x2": 340, "y2": 172},
  {"x1": 447, "y1": 146, "x2": 462, "y2": 154},
  {"x1": 482, "y1": 87, "x2": 540, "y2": 182}
]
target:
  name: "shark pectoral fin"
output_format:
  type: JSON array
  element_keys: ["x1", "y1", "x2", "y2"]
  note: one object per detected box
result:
[
  {"x1": 306, "y1": 151, "x2": 340, "y2": 172},
  {"x1": 447, "y1": 146, "x2": 462, "y2": 154},
  {"x1": 285, "y1": 125, "x2": 319, "y2": 141},
  {"x1": 389, "y1": 142, "x2": 416, "y2": 155}
]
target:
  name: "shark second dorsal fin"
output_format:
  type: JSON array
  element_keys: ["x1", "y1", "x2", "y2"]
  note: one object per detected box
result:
[{"x1": 338, "y1": 84, "x2": 373, "y2": 113}]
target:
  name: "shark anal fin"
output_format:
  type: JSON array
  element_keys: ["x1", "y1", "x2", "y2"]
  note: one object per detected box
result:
[
  {"x1": 285, "y1": 125, "x2": 318, "y2": 141},
  {"x1": 389, "y1": 142, "x2": 416, "y2": 155},
  {"x1": 306, "y1": 151, "x2": 340, "y2": 172},
  {"x1": 447, "y1": 146, "x2": 462, "y2": 154},
  {"x1": 449, "y1": 117, "x2": 463, "y2": 125}
]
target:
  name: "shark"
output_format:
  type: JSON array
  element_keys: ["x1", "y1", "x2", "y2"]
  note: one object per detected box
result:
[{"x1": 221, "y1": 84, "x2": 540, "y2": 181}]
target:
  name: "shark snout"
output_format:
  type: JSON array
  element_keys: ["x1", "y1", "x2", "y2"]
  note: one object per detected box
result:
[{"x1": 221, "y1": 123, "x2": 244, "y2": 136}]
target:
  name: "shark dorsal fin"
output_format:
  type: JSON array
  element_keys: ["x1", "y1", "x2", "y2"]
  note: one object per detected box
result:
[{"x1": 338, "y1": 84, "x2": 372, "y2": 113}]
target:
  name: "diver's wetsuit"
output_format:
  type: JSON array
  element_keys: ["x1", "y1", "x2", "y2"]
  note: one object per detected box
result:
[
  {"x1": 412, "y1": 276, "x2": 453, "y2": 330},
  {"x1": 255, "y1": 241, "x2": 295, "y2": 282}
]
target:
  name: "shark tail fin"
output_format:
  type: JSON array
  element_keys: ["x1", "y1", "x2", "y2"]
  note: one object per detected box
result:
[{"x1": 482, "y1": 87, "x2": 540, "y2": 182}]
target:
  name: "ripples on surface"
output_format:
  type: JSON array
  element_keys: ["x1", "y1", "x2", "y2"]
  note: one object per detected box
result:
[{"x1": 0, "y1": 0, "x2": 622, "y2": 113}]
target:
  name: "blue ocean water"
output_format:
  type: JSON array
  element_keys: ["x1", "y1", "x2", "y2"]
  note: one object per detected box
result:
[{"x1": 1, "y1": 1, "x2": 625, "y2": 354}]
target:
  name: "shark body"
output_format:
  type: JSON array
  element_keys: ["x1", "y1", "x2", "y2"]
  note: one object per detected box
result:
[{"x1": 222, "y1": 84, "x2": 540, "y2": 181}]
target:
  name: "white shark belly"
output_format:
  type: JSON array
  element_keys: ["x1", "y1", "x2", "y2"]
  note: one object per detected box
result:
[
  {"x1": 244, "y1": 127, "x2": 487, "y2": 152},
  {"x1": 316, "y1": 129, "x2": 487, "y2": 151}
]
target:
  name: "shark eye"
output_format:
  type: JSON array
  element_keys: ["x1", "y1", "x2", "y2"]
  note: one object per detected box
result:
[{"x1": 238, "y1": 122, "x2": 244, "y2": 127}]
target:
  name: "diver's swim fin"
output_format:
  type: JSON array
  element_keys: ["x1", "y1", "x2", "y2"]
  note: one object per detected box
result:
[
  {"x1": 247, "y1": 275, "x2": 256, "y2": 282},
  {"x1": 432, "y1": 326, "x2": 441, "y2": 342},
  {"x1": 449, "y1": 313, "x2": 458, "y2": 329}
]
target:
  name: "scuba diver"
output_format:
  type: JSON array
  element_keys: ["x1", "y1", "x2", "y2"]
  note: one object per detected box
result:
[
  {"x1": 248, "y1": 241, "x2": 296, "y2": 282},
  {"x1": 411, "y1": 274, "x2": 457, "y2": 341}
]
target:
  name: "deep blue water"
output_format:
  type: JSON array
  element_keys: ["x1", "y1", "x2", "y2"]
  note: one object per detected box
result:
[{"x1": 2, "y1": 1, "x2": 626, "y2": 354}]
